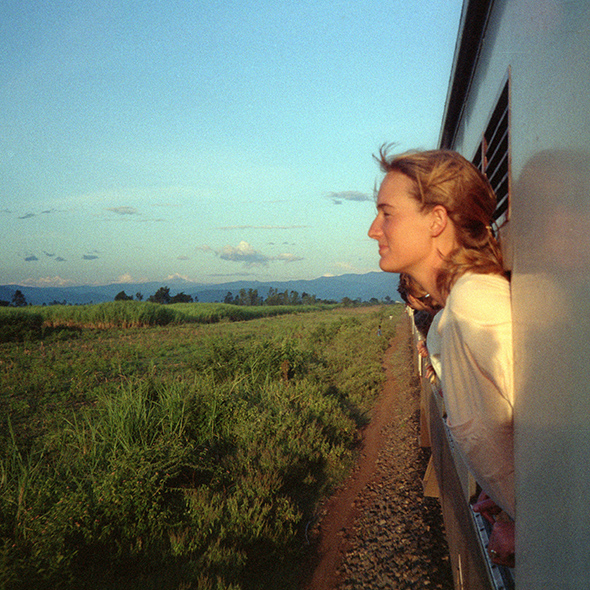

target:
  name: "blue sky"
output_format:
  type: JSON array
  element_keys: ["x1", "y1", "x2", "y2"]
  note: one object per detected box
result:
[{"x1": 1, "y1": 0, "x2": 462, "y2": 288}]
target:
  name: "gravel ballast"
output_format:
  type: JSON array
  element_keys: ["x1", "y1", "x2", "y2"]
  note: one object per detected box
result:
[{"x1": 305, "y1": 316, "x2": 454, "y2": 590}]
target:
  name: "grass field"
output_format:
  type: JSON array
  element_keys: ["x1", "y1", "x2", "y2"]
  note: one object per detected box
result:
[
  {"x1": 0, "y1": 301, "x2": 333, "y2": 338},
  {"x1": 0, "y1": 302, "x2": 402, "y2": 590}
]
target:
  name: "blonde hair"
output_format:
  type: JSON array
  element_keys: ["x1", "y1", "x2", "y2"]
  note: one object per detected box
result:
[{"x1": 377, "y1": 146, "x2": 506, "y2": 299}]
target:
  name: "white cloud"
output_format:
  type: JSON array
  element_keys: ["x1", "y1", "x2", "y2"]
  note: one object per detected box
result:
[
  {"x1": 114, "y1": 273, "x2": 149, "y2": 284},
  {"x1": 200, "y1": 240, "x2": 304, "y2": 267},
  {"x1": 165, "y1": 273, "x2": 191, "y2": 281},
  {"x1": 21, "y1": 276, "x2": 76, "y2": 287},
  {"x1": 334, "y1": 261, "x2": 365, "y2": 273},
  {"x1": 275, "y1": 253, "x2": 304, "y2": 263},
  {"x1": 106, "y1": 206, "x2": 139, "y2": 215},
  {"x1": 326, "y1": 190, "x2": 372, "y2": 204},
  {"x1": 218, "y1": 241, "x2": 270, "y2": 266},
  {"x1": 208, "y1": 271, "x2": 256, "y2": 278},
  {"x1": 116, "y1": 273, "x2": 134, "y2": 283}
]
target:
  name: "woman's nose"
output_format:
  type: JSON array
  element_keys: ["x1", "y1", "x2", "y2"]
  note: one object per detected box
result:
[{"x1": 368, "y1": 217, "x2": 381, "y2": 239}]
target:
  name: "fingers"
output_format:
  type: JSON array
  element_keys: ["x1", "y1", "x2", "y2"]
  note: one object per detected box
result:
[
  {"x1": 472, "y1": 496, "x2": 501, "y2": 525},
  {"x1": 488, "y1": 521, "x2": 515, "y2": 568}
]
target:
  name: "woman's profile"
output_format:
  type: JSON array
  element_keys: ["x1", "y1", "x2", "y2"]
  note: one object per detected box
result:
[{"x1": 368, "y1": 146, "x2": 514, "y2": 565}]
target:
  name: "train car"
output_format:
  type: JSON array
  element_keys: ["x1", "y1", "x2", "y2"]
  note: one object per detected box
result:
[{"x1": 417, "y1": 1, "x2": 590, "y2": 588}]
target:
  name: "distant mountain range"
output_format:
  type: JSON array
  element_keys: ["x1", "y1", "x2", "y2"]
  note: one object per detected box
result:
[{"x1": 0, "y1": 272, "x2": 402, "y2": 306}]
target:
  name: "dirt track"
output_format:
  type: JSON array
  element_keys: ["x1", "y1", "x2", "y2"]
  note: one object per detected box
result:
[{"x1": 304, "y1": 314, "x2": 454, "y2": 590}]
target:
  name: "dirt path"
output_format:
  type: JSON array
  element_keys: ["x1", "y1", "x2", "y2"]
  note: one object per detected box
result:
[{"x1": 304, "y1": 314, "x2": 453, "y2": 590}]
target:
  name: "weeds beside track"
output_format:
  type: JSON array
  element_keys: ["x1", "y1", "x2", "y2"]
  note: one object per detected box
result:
[{"x1": 0, "y1": 304, "x2": 401, "y2": 590}]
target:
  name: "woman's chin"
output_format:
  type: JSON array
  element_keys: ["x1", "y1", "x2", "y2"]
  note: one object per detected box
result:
[{"x1": 378, "y1": 259, "x2": 398, "y2": 273}]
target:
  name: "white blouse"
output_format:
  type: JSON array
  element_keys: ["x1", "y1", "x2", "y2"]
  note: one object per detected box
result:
[{"x1": 429, "y1": 273, "x2": 515, "y2": 517}]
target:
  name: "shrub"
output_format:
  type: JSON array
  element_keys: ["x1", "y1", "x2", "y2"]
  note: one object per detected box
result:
[{"x1": 0, "y1": 309, "x2": 43, "y2": 342}]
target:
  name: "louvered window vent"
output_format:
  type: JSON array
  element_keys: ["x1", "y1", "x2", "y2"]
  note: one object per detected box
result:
[{"x1": 472, "y1": 80, "x2": 510, "y2": 230}]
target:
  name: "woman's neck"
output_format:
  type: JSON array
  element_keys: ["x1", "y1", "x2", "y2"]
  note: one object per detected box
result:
[{"x1": 408, "y1": 270, "x2": 445, "y2": 308}]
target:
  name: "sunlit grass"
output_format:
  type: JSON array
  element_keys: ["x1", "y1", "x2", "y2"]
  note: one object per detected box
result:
[
  {"x1": 0, "y1": 305, "x2": 402, "y2": 589},
  {"x1": 0, "y1": 301, "x2": 335, "y2": 337}
]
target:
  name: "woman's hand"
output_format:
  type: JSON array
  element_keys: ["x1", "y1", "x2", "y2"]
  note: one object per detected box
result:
[
  {"x1": 472, "y1": 492, "x2": 502, "y2": 524},
  {"x1": 472, "y1": 492, "x2": 515, "y2": 567},
  {"x1": 487, "y1": 520, "x2": 515, "y2": 568},
  {"x1": 417, "y1": 340, "x2": 429, "y2": 358},
  {"x1": 425, "y1": 364, "x2": 437, "y2": 381}
]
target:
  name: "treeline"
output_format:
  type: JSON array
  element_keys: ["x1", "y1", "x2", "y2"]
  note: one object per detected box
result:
[
  {"x1": 2, "y1": 286, "x2": 397, "y2": 309},
  {"x1": 115, "y1": 286, "x2": 195, "y2": 304},
  {"x1": 221, "y1": 288, "x2": 395, "y2": 307},
  {"x1": 116, "y1": 286, "x2": 327, "y2": 306},
  {"x1": 118, "y1": 286, "x2": 395, "y2": 307},
  {"x1": 223, "y1": 287, "x2": 324, "y2": 306}
]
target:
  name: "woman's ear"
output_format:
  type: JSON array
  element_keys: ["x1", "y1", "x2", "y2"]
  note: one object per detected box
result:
[{"x1": 429, "y1": 205, "x2": 449, "y2": 237}]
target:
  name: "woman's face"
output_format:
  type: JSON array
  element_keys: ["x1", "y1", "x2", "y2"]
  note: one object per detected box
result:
[{"x1": 368, "y1": 172, "x2": 433, "y2": 275}]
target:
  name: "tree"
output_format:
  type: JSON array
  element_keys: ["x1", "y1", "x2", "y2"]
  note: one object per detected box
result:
[
  {"x1": 288, "y1": 290, "x2": 300, "y2": 305},
  {"x1": 265, "y1": 287, "x2": 280, "y2": 306},
  {"x1": 224, "y1": 291, "x2": 234, "y2": 304},
  {"x1": 170, "y1": 292, "x2": 194, "y2": 303},
  {"x1": 148, "y1": 286, "x2": 171, "y2": 304},
  {"x1": 301, "y1": 292, "x2": 316, "y2": 305},
  {"x1": 114, "y1": 290, "x2": 133, "y2": 301},
  {"x1": 248, "y1": 288, "x2": 262, "y2": 306},
  {"x1": 135, "y1": 292, "x2": 144, "y2": 301},
  {"x1": 11, "y1": 290, "x2": 27, "y2": 307}
]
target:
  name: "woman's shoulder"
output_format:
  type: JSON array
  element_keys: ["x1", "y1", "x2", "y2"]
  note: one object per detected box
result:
[
  {"x1": 451, "y1": 272, "x2": 510, "y2": 297},
  {"x1": 446, "y1": 273, "x2": 511, "y2": 323}
]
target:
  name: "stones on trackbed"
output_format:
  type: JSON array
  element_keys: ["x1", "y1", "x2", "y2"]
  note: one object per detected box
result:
[{"x1": 337, "y1": 410, "x2": 453, "y2": 590}]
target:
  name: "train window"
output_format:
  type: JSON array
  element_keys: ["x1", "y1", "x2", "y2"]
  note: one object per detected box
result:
[{"x1": 472, "y1": 79, "x2": 510, "y2": 230}]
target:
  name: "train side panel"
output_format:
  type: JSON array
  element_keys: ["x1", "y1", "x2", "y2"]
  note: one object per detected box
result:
[{"x1": 439, "y1": 1, "x2": 590, "y2": 588}]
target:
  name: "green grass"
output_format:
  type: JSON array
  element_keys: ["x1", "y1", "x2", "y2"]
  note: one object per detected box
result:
[
  {"x1": 0, "y1": 301, "x2": 335, "y2": 339},
  {"x1": 0, "y1": 304, "x2": 402, "y2": 589}
]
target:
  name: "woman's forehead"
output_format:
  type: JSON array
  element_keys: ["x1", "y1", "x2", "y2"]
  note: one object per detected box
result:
[{"x1": 377, "y1": 172, "x2": 417, "y2": 204}]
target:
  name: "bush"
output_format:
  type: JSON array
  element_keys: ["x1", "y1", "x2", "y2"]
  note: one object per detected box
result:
[{"x1": 0, "y1": 309, "x2": 43, "y2": 342}]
